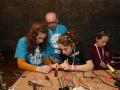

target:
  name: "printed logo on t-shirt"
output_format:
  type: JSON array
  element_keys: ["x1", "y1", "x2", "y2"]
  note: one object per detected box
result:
[
  {"x1": 70, "y1": 51, "x2": 81, "y2": 64},
  {"x1": 105, "y1": 51, "x2": 110, "y2": 57},
  {"x1": 71, "y1": 51, "x2": 80, "y2": 57},
  {"x1": 25, "y1": 48, "x2": 43, "y2": 65},
  {"x1": 50, "y1": 33, "x2": 61, "y2": 48}
]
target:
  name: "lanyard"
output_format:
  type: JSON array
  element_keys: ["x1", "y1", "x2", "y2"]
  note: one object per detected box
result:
[
  {"x1": 49, "y1": 27, "x2": 58, "y2": 38},
  {"x1": 95, "y1": 44, "x2": 104, "y2": 63},
  {"x1": 67, "y1": 47, "x2": 76, "y2": 72},
  {"x1": 67, "y1": 47, "x2": 76, "y2": 65},
  {"x1": 73, "y1": 47, "x2": 76, "y2": 65}
]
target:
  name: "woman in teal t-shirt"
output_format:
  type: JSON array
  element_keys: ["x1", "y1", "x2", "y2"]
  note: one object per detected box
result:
[{"x1": 14, "y1": 22, "x2": 51, "y2": 73}]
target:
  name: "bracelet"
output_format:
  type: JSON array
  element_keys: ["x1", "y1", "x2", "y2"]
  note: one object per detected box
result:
[{"x1": 74, "y1": 65, "x2": 77, "y2": 70}]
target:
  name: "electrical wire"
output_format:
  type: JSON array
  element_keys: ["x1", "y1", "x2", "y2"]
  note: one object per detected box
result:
[
  {"x1": 91, "y1": 70, "x2": 105, "y2": 77},
  {"x1": 45, "y1": 75, "x2": 53, "y2": 87},
  {"x1": 28, "y1": 81, "x2": 57, "y2": 90},
  {"x1": 82, "y1": 70, "x2": 119, "y2": 88},
  {"x1": 105, "y1": 70, "x2": 118, "y2": 80}
]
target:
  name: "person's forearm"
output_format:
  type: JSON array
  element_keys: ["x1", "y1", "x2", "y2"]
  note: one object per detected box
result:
[
  {"x1": 76, "y1": 64, "x2": 94, "y2": 71},
  {"x1": 17, "y1": 58, "x2": 37, "y2": 72},
  {"x1": 70, "y1": 61, "x2": 94, "y2": 71}
]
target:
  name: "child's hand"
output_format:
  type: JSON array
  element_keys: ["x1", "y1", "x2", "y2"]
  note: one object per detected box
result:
[
  {"x1": 51, "y1": 63, "x2": 59, "y2": 70},
  {"x1": 100, "y1": 62, "x2": 107, "y2": 68},
  {"x1": 60, "y1": 60, "x2": 70, "y2": 70}
]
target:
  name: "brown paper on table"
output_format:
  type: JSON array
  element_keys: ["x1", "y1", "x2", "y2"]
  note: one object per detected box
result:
[{"x1": 11, "y1": 70, "x2": 119, "y2": 90}]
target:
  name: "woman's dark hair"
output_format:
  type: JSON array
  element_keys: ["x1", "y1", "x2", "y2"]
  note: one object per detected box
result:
[
  {"x1": 96, "y1": 30, "x2": 109, "y2": 39},
  {"x1": 26, "y1": 22, "x2": 48, "y2": 54},
  {"x1": 58, "y1": 30, "x2": 80, "y2": 46},
  {"x1": 94, "y1": 30, "x2": 110, "y2": 43}
]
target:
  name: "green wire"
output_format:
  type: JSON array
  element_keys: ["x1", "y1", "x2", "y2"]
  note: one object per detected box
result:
[
  {"x1": 45, "y1": 75, "x2": 53, "y2": 87},
  {"x1": 49, "y1": 80, "x2": 53, "y2": 87}
]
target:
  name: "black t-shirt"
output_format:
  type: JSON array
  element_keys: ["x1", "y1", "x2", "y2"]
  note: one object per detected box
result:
[{"x1": 67, "y1": 42, "x2": 92, "y2": 65}]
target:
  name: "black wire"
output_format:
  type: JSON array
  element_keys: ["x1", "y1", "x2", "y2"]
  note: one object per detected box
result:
[
  {"x1": 82, "y1": 70, "x2": 119, "y2": 88},
  {"x1": 92, "y1": 69, "x2": 105, "y2": 77},
  {"x1": 38, "y1": 84, "x2": 57, "y2": 90},
  {"x1": 105, "y1": 70, "x2": 118, "y2": 80},
  {"x1": 96, "y1": 77, "x2": 118, "y2": 88}
]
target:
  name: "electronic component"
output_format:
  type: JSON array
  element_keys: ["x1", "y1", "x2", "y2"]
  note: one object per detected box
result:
[
  {"x1": 57, "y1": 76, "x2": 64, "y2": 89},
  {"x1": 114, "y1": 80, "x2": 120, "y2": 87},
  {"x1": 54, "y1": 69, "x2": 58, "y2": 77},
  {"x1": 57, "y1": 76, "x2": 70, "y2": 90},
  {"x1": 103, "y1": 61, "x2": 120, "y2": 87},
  {"x1": 78, "y1": 78, "x2": 89, "y2": 87},
  {"x1": 107, "y1": 64, "x2": 120, "y2": 80}
]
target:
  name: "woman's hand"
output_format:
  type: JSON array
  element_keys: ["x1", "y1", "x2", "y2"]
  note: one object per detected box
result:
[
  {"x1": 36, "y1": 65, "x2": 51, "y2": 73},
  {"x1": 51, "y1": 63, "x2": 59, "y2": 70},
  {"x1": 60, "y1": 61, "x2": 71, "y2": 70},
  {"x1": 100, "y1": 62, "x2": 107, "y2": 68}
]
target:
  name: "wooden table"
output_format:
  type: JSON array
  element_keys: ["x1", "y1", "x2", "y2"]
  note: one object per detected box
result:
[{"x1": 11, "y1": 70, "x2": 120, "y2": 90}]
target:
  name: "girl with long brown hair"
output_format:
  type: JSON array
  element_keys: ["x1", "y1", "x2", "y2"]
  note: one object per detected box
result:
[{"x1": 14, "y1": 22, "x2": 51, "y2": 73}]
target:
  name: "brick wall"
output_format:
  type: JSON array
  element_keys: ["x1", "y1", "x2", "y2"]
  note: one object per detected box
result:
[{"x1": 0, "y1": 0, "x2": 120, "y2": 53}]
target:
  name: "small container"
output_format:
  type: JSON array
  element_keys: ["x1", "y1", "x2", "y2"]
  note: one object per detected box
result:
[{"x1": 54, "y1": 70, "x2": 58, "y2": 77}]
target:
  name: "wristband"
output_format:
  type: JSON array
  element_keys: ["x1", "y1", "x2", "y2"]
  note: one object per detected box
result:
[{"x1": 74, "y1": 65, "x2": 77, "y2": 70}]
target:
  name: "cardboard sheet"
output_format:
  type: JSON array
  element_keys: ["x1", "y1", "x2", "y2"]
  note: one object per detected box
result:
[{"x1": 11, "y1": 70, "x2": 120, "y2": 90}]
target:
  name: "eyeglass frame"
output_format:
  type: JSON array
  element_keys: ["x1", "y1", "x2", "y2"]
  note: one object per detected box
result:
[{"x1": 46, "y1": 21, "x2": 57, "y2": 25}]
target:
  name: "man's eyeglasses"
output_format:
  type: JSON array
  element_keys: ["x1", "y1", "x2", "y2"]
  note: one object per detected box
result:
[{"x1": 46, "y1": 21, "x2": 57, "y2": 25}]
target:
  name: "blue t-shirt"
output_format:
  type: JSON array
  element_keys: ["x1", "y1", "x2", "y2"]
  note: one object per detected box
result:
[
  {"x1": 44, "y1": 24, "x2": 67, "y2": 62},
  {"x1": 14, "y1": 37, "x2": 44, "y2": 66}
]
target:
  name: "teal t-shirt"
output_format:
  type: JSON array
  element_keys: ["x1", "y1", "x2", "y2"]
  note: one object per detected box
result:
[
  {"x1": 14, "y1": 37, "x2": 44, "y2": 66},
  {"x1": 43, "y1": 24, "x2": 67, "y2": 62}
]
